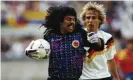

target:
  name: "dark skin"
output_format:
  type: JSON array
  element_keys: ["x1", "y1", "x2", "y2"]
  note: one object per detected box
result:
[{"x1": 60, "y1": 16, "x2": 76, "y2": 34}]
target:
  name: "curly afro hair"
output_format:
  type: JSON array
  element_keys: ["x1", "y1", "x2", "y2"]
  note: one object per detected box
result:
[{"x1": 43, "y1": 6, "x2": 82, "y2": 33}]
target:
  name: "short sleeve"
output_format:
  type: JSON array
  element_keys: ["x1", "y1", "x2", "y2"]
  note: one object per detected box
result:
[{"x1": 105, "y1": 37, "x2": 116, "y2": 60}]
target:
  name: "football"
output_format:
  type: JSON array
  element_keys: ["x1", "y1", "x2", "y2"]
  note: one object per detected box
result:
[{"x1": 32, "y1": 39, "x2": 51, "y2": 59}]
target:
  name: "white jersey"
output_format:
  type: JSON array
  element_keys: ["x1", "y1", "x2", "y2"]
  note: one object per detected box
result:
[{"x1": 80, "y1": 30, "x2": 116, "y2": 79}]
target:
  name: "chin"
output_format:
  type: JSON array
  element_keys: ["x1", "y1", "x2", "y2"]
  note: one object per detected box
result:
[
  {"x1": 68, "y1": 31, "x2": 73, "y2": 33},
  {"x1": 88, "y1": 29, "x2": 95, "y2": 32},
  {"x1": 68, "y1": 30, "x2": 74, "y2": 33}
]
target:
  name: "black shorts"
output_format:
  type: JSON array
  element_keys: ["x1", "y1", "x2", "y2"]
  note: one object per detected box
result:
[
  {"x1": 87, "y1": 77, "x2": 112, "y2": 80},
  {"x1": 47, "y1": 76, "x2": 79, "y2": 80}
]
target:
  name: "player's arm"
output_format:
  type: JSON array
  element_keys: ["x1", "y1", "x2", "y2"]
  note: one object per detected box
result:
[
  {"x1": 25, "y1": 40, "x2": 39, "y2": 59},
  {"x1": 87, "y1": 32, "x2": 104, "y2": 51},
  {"x1": 106, "y1": 36, "x2": 120, "y2": 80},
  {"x1": 25, "y1": 28, "x2": 52, "y2": 59},
  {"x1": 25, "y1": 40, "x2": 49, "y2": 60},
  {"x1": 81, "y1": 29, "x2": 91, "y2": 47},
  {"x1": 108, "y1": 59, "x2": 120, "y2": 80}
]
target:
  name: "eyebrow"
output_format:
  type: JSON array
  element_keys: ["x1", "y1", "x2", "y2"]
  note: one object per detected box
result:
[{"x1": 65, "y1": 16, "x2": 75, "y2": 18}]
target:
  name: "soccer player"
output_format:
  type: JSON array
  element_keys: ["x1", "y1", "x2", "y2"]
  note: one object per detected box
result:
[
  {"x1": 25, "y1": 6, "x2": 87, "y2": 80},
  {"x1": 79, "y1": 2, "x2": 120, "y2": 80},
  {"x1": 115, "y1": 39, "x2": 133, "y2": 80}
]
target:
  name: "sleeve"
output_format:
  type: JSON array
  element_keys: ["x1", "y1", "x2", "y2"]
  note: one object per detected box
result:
[
  {"x1": 81, "y1": 29, "x2": 104, "y2": 51},
  {"x1": 80, "y1": 29, "x2": 91, "y2": 47},
  {"x1": 105, "y1": 37, "x2": 116, "y2": 60},
  {"x1": 91, "y1": 38, "x2": 104, "y2": 51}
]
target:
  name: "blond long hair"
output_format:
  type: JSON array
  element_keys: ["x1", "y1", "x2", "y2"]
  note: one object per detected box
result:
[{"x1": 80, "y1": 2, "x2": 106, "y2": 27}]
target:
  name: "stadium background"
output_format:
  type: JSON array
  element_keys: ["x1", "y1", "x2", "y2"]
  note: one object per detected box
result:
[{"x1": 1, "y1": 1, "x2": 133, "y2": 80}]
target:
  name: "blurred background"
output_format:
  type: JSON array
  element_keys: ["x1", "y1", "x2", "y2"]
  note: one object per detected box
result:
[{"x1": 1, "y1": 1, "x2": 133, "y2": 80}]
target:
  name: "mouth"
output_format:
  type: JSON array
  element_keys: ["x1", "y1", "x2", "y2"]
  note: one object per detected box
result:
[
  {"x1": 89, "y1": 26, "x2": 94, "y2": 29},
  {"x1": 89, "y1": 24, "x2": 94, "y2": 27},
  {"x1": 88, "y1": 24, "x2": 94, "y2": 31},
  {"x1": 68, "y1": 24, "x2": 74, "y2": 30}
]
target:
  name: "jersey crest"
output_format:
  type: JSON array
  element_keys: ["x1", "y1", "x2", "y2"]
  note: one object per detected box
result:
[{"x1": 72, "y1": 40, "x2": 79, "y2": 48}]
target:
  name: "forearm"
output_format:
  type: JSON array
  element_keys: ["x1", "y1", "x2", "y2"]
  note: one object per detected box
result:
[
  {"x1": 107, "y1": 59, "x2": 120, "y2": 80},
  {"x1": 116, "y1": 63, "x2": 125, "y2": 80},
  {"x1": 87, "y1": 32, "x2": 104, "y2": 50},
  {"x1": 97, "y1": 38, "x2": 103, "y2": 48},
  {"x1": 91, "y1": 38, "x2": 104, "y2": 51}
]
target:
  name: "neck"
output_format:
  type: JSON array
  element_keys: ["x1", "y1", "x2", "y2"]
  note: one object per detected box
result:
[{"x1": 88, "y1": 30, "x2": 98, "y2": 33}]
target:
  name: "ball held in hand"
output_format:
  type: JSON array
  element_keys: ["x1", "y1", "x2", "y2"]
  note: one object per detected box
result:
[{"x1": 32, "y1": 39, "x2": 51, "y2": 59}]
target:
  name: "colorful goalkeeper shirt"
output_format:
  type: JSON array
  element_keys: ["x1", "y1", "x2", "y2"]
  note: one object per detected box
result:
[{"x1": 44, "y1": 31, "x2": 85, "y2": 79}]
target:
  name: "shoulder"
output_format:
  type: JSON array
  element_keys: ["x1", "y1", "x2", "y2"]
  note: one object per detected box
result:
[
  {"x1": 80, "y1": 28, "x2": 87, "y2": 34},
  {"x1": 43, "y1": 29, "x2": 55, "y2": 39},
  {"x1": 79, "y1": 28, "x2": 87, "y2": 38},
  {"x1": 98, "y1": 30, "x2": 113, "y2": 44},
  {"x1": 98, "y1": 30, "x2": 112, "y2": 38}
]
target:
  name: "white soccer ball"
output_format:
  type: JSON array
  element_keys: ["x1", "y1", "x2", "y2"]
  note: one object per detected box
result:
[{"x1": 32, "y1": 39, "x2": 51, "y2": 59}]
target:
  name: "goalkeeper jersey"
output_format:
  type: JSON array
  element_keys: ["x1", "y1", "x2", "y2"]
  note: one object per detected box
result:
[{"x1": 44, "y1": 32, "x2": 86, "y2": 79}]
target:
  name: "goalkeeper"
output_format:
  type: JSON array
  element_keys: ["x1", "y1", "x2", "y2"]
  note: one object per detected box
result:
[
  {"x1": 25, "y1": 6, "x2": 86, "y2": 80},
  {"x1": 25, "y1": 5, "x2": 105, "y2": 80}
]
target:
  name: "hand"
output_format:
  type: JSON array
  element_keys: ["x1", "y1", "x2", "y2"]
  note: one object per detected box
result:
[
  {"x1": 87, "y1": 32, "x2": 99, "y2": 43},
  {"x1": 25, "y1": 41, "x2": 38, "y2": 59}
]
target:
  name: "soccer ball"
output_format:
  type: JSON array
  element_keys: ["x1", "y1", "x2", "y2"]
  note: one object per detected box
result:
[{"x1": 32, "y1": 39, "x2": 51, "y2": 59}]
